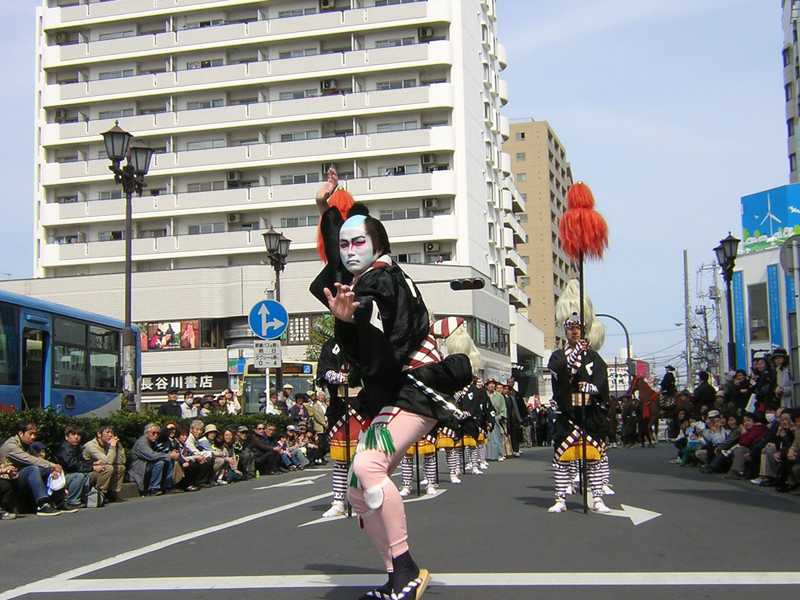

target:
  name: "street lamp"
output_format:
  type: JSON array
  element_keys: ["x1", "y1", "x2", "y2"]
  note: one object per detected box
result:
[
  {"x1": 262, "y1": 227, "x2": 291, "y2": 390},
  {"x1": 715, "y1": 232, "x2": 740, "y2": 372},
  {"x1": 101, "y1": 121, "x2": 153, "y2": 411}
]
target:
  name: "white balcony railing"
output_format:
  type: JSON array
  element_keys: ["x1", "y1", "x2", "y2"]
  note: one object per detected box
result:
[
  {"x1": 496, "y1": 42, "x2": 508, "y2": 70},
  {"x1": 504, "y1": 213, "x2": 527, "y2": 243},
  {"x1": 498, "y1": 79, "x2": 508, "y2": 106},
  {"x1": 39, "y1": 216, "x2": 442, "y2": 267},
  {"x1": 509, "y1": 285, "x2": 529, "y2": 308},
  {"x1": 45, "y1": 1, "x2": 445, "y2": 65},
  {"x1": 43, "y1": 40, "x2": 453, "y2": 107},
  {"x1": 505, "y1": 249, "x2": 528, "y2": 276},
  {"x1": 500, "y1": 152, "x2": 512, "y2": 175},
  {"x1": 41, "y1": 126, "x2": 455, "y2": 185},
  {"x1": 39, "y1": 171, "x2": 457, "y2": 227}
]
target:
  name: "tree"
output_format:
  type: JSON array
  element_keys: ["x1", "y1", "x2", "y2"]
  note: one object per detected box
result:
[{"x1": 305, "y1": 313, "x2": 334, "y2": 362}]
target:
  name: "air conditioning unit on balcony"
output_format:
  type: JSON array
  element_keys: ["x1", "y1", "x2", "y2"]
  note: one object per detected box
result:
[
  {"x1": 423, "y1": 198, "x2": 439, "y2": 210},
  {"x1": 418, "y1": 27, "x2": 435, "y2": 41},
  {"x1": 320, "y1": 0, "x2": 336, "y2": 10},
  {"x1": 421, "y1": 154, "x2": 435, "y2": 165},
  {"x1": 424, "y1": 242, "x2": 441, "y2": 253},
  {"x1": 227, "y1": 213, "x2": 241, "y2": 224},
  {"x1": 321, "y1": 78, "x2": 338, "y2": 92}
]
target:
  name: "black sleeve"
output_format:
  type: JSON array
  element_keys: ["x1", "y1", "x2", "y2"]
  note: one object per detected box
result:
[{"x1": 56, "y1": 442, "x2": 92, "y2": 473}]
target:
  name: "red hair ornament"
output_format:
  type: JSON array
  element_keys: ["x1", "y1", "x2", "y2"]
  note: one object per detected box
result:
[
  {"x1": 316, "y1": 188, "x2": 355, "y2": 263},
  {"x1": 558, "y1": 182, "x2": 608, "y2": 261}
]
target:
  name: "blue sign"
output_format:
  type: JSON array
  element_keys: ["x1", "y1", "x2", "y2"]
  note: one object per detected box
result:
[
  {"x1": 741, "y1": 183, "x2": 800, "y2": 254},
  {"x1": 248, "y1": 300, "x2": 288, "y2": 340},
  {"x1": 787, "y1": 273, "x2": 796, "y2": 314},
  {"x1": 733, "y1": 271, "x2": 747, "y2": 371},
  {"x1": 767, "y1": 264, "x2": 783, "y2": 348}
]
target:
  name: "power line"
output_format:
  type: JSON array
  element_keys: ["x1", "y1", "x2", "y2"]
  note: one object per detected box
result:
[{"x1": 605, "y1": 327, "x2": 683, "y2": 337}]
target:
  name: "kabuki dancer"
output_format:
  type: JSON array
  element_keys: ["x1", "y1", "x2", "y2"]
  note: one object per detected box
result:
[
  {"x1": 548, "y1": 181, "x2": 613, "y2": 514},
  {"x1": 310, "y1": 169, "x2": 476, "y2": 600}
]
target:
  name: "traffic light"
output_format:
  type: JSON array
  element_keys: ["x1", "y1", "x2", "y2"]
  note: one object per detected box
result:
[{"x1": 449, "y1": 278, "x2": 486, "y2": 291}]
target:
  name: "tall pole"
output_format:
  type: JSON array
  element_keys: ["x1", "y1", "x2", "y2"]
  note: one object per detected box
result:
[
  {"x1": 683, "y1": 250, "x2": 693, "y2": 389},
  {"x1": 793, "y1": 239, "x2": 800, "y2": 408},
  {"x1": 274, "y1": 265, "x2": 283, "y2": 392},
  {"x1": 725, "y1": 273, "x2": 736, "y2": 372},
  {"x1": 123, "y1": 187, "x2": 136, "y2": 411},
  {"x1": 712, "y1": 267, "x2": 724, "y2": 382},
  {"x1": 578, "y1": 252, "x2": 588, "y2": 514}
]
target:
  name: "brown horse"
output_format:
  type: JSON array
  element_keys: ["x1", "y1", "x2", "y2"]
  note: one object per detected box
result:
[{"x1": 628, "y1": 376, "x2": 661, "y2": 445}]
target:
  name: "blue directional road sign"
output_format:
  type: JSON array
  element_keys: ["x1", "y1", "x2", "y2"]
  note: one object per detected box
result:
[{"x1": 248, "y1": 300, "x2": 288, "y2": 340}]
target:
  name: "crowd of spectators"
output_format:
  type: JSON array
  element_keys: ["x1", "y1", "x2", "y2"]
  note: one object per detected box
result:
[{"x1": 0, "y1": 388, "x2": 331, "y2": 519}]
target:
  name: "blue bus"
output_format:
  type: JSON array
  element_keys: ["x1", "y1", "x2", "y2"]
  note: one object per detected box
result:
[{"x1": 0, "y1": 289, "x2": 140, "y2": 416}]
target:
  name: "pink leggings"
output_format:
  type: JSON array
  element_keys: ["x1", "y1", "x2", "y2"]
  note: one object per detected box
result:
[{"x1": 347, "y1": 409, "x2": 436, "y2": 570}]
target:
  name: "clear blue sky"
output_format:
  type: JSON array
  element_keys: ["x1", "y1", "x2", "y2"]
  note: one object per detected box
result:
[{"x1": 0, "y1": 0, "x2": 788, "y2": 367}]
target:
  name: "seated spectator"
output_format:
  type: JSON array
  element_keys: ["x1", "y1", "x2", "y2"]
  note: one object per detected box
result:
[
  {"x1": 302, "y1": 431, "x2": 324, "y2": 465},
  {"x1": 215, "y1": 429, "x2": 244, "y2": 483},
  {"x1": 695, "y1": 410, "x2": 728, "y2": 466},
  {"x1": 0, "y1": 458, "x2": 19, "y2": 520},
  {"x1": 725, "y1": 413, "x2": 768, "y2": 479},
  {"x1": 180, "y1": 420, "x2": 214, "y2": 490},
  {"x1": 290, "y1": 394, "x2": 310, "y2": 427},
  {"x1": 751, "y1": 410, "x2": 794, "y2": 486},
  {"x1": 181, "y1": 391, "x2": 199, "y2": 419},
  {"x1": 199, "y1": 424, "x2": 230, "y2": 485},
  {"x1": 83, "y1": 424, "x2": 127, "y2": 502},
  {"x1": 130, "y1": 423, "x2": 179, "y2": 496},
  {"x1": 668, "y1": 409, "x2": 689, "y2": 442},
  {"x1": 773, "y1": 410, "x2": 800, "y2": 492},
  {"x1": 669, "y1": 416, "x2": 692, "y2": 463},
  {"x1": 55, "y1": 425, "x2": 106, "y2": 508},
  {"x1": 701, "y1": 415, "x2": 743, "y2": 473},
  {"x1": 248, "y1": 423, "x2": 284, "y2": 475},
  {"x1": 234, "y1": 426, "x2": 256, "y2": 479},
  {"x1": 284, "y1": 426, "x2": 310, "y2": 470},
  {"x1": 676, "y1": 420, "x2": 706, "y2": 466},
  {"x1": 0, "y1": 420, "x2": 68, "y2": 516},
  {"x1": 724, "y1": 370, "x2": 751, "y2": 416}
]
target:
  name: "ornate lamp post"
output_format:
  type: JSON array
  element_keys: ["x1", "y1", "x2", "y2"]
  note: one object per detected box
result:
[
  {"x1": 715, "y1": 232, "x2": 740, "y2": 372},
  {"x1": 101, "y1": 122, "x2": 154, "y2": 410},
  {"x1": 262, "y1": 226, "x2": 291, "y2": 391}
]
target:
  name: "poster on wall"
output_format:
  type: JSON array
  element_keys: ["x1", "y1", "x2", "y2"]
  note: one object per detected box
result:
[
  {"x1": 741, "y1": 183, "x2": 800, "y2": 254},
  {"x1": 139, "y1": 320, "x2": 200, "y2": 352}
]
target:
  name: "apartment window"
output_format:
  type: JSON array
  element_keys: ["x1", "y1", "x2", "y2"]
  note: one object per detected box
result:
[
  {"x1": 53, "y1": 234, "x2": 81, "y2": 245},
  {"x1": 185, "y1": 137, "x2": 226, "y2": 151},
  {"x1": 98, "y1": 68, "x2": 134, "y2": 80},
  {"x1": 278, "y1": 8, "x2": 318, "y2": 18},
  {"x1": 378, "y1": 207, "x2": 421, "y2": 221},
  {"x1": 98, "y1": 108, "x2": 134, "y2": 120},
  {"x1": 139, "y1": 228, "x2": 168, "y2": 238},
  {"x1": 232, "y1": 136, "x2": 259, "y2": 146},
  {"x1": 56, "y1": 194, "x2": 79, "y2": 204},
  {"x1": 374, "y1": 37, "x2": 415, "y2": 49},
  {"x1": 396, "y1": 253, "x2": 422, "y2": 264},
  {"x1": 789, "y1": 118, "x2": 795, "y2": 138},
  {"x1": 188, "y1": 223, "x2": 225, "y2": 235},
  {"x1": 376, "y1": 78, "x2": 417, "y2": 91},
  {"x1": 97, "y1": 190, "x2": 122, "y2": 200},
  {"x1": 139, "y1": 104, "x2": 166, "y2": 115},
  {"x1": 229, "y1": 96, "x2": 258, "y2": 106},
  {"x1": 515, "y1": 152, "x2": 526, "y2": 161},
  {"x1": 516, "y1": 172, "x2": 528, "y2": 183},
  {"x1": 280, "y1": 215, "x2": 319, "y2": 228},
  {"x1": 376, "y1": 121, "x2": 417, "y2": 133},
  {"x1": 279, "y1": 130, "x2": 320, "y2": 142},
  {"x1": 183, "y1": 19, "x2": 225, "y2": 30},
  {"x1": 786, "y1": 83, "x2": 793, "y2": 101},
  {"x1": 515, "y1": 131, "x2": 526, "y2": 141},
  {"x1": 747, "y1": 283, "x2": 769, "y2": 342},
  {"x1": 186, "y1": 58, "x2": 223, "y2": 70},
  {"x1": 278, "y1": 89, "x2": 318, "y2": 100},
  {"x1": 55, "y1": 152, "x2": 79, "y2": 163},
  {"x1": 279, "y1": 172, "x2": 321, "y2": 185},
  {"x1": 98, "y1": 230, "x2": 124, "y2": 242},
  {"x1": 98, "y1": 30, "x2": 134, "y2": 41},
  {"x1": 380, "y1": 164, "x2": 420, "y2": 176},
  {"x1": 791, "y1": 153, "x2": 797, "y2": 172},
  {"x1": 186, "y1": 181, "x2": 225, "y2": 193},
  {"x1": 278, "y1": 48, "x2": 317, "y2": 59},
  {"x1": 186, "y1": 99, "x2": 224, "y2": 110},
  {"x1": 784, "y1": 47, "x2": 792, "y2": 67}
]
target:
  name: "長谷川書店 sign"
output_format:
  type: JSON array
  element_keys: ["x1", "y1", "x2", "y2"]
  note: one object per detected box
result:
[{"x1": 140, "y1": 372, "x2": 229, "y2": 395}]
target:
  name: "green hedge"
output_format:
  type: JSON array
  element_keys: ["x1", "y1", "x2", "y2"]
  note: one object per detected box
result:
[{"x1": 0, "y1": 409, "x2": 291, "y2": 457}]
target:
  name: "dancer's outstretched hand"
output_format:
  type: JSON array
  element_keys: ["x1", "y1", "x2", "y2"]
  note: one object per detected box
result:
[{"x1": 324, "y1": 282, "x2": 360, "y2": 323}]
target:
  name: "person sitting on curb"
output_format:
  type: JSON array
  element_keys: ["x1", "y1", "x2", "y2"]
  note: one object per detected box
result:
[
  {"x1": 55, "y1": 425, "x2": 105, "y2": 509},
  {"x1": 130, "y1": 423, "x2": 179, "y2": 496},
  {"x1": 82, "y1": 424, "x2": 127, "y2": 503},
  {"x1": 0, "y1": 458, "x2": 19, "y2": 520},
  {"x1": 0, "y1": 420, "x2": 69, "y2": 516},
  {"x1": 180, "y1": 420, "x2": 215, "y2": 490}
]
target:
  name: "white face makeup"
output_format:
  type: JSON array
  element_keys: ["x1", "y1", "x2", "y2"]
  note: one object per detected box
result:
[{"x1": 339, "y1": 216, "x2": 377, "y2": 275}]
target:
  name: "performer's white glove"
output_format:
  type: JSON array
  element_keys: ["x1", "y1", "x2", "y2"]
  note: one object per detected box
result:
[
  {"x1": 578, "y1": 381, "x2": 598, "y2": 395},
  {"x1": 324, "y1": 370, "x2": 348, "y2": 385}
]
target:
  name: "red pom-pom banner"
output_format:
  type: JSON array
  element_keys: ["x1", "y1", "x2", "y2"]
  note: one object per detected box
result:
[
  {"x1": 559, "y1": 182, "x2": 608, "y2": 261},
  {"x1": 316, "y1": 188, "x2": 355, "y2": 262}
]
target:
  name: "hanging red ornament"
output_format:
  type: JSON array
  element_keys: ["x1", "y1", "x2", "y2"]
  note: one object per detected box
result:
[
  {"x1": 316, "y1": 188, "x2": 354, "y2": 262},
  {"x1": 559, "y1": 181, "x2": 608, "y2": 261}
]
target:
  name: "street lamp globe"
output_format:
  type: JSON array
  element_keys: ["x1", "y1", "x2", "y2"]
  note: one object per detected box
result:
[
  {"x1": 128, "y1": 145, "x2": 154, "y2": 177},
  {"x1": 101, "y1": 121, "x2": 132, "y2": 164},
  {"x1": 278, "y1": 235, "x2": 291, "y2": 259},
  {"x1": 262, "y1": 226, "x2": 281, "y2": 255},
  {"x1": 720, "y1": 233, "x2": 740, "y2": 263},
  {"x1": 714, "y1": 244, "x2": 726, "y2": 270}
]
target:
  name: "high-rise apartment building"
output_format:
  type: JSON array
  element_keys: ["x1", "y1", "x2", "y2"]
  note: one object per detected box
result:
[
  {"x1": 504, "y1": 119, "x2": 575, "y2": 350},
  {"x1": 15, "y1": 0, "x2": 543, "y2": 399},
  {"x1": 783, "y1": 0, "x2": 800, "y2": 182}
]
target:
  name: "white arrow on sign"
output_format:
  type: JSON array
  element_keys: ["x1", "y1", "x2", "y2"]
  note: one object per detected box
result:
[
  {"x1": 253, "y1": 473, "x2": 327, "y2": 490},
  {"x1": 599, "y1": 503, "x2": 661, "y2": 526},
  {"x1": 257, "y1": 304, "x2": 285, "y2": 337}
]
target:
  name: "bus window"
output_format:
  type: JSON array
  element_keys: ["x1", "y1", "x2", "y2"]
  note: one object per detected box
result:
[
  {"x1": 53, "y1": 317, "x2": 87, "y2": 388},
  {"x1": 22, "y1": 329, "x2": 44, "y2": 410},
  {"x1": 88, "y1": 325, "x2": 119, "y2": 390},
  {"x1": 0, "y1": 302, "x2": 19, "y2": 386}
]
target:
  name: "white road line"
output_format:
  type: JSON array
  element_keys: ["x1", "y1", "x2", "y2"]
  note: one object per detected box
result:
[
  {"x1": 253, "y1": 473, "x2": 328, "y2": 490},
  {"x1": 0, "y1": 491, "x2": 333, "y2": 600},
  {"x1": 16, "y1": 571, "x2": 800, "y2": 594}
]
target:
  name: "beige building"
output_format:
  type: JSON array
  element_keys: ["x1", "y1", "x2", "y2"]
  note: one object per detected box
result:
[{"x1": 504, "y1": 119, "x2": 575, "y2": 350}]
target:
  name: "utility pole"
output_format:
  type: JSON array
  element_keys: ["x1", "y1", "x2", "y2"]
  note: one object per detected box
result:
[
  {"x1": 711, "y1": 270, "x2": 723, "y2": 384},
  {"x1": 684, "y1": 250, "x2": 693, "y2": 389}
]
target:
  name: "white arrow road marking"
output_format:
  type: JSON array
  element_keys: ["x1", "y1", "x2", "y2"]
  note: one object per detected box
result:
[
  {"x1": 16, "y1": 571, "x2": 800, "y2": 594},
  {"x1": 257, "y1": 303, "x2": 270, "y2": 336},
  {"x1": 600, "y1": 503, "x2": 661, "y2": 526},
  {"x1": 254, "y1": 473, "x2": 328, "y2": 490},
  {"x1": 297, "y1": 488, "x2": 448, "y2": 528}
]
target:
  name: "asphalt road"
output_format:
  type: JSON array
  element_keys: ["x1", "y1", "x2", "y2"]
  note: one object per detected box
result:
[{"x1": 1, "y1": 444, "x2": 799, "y2": 600}]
